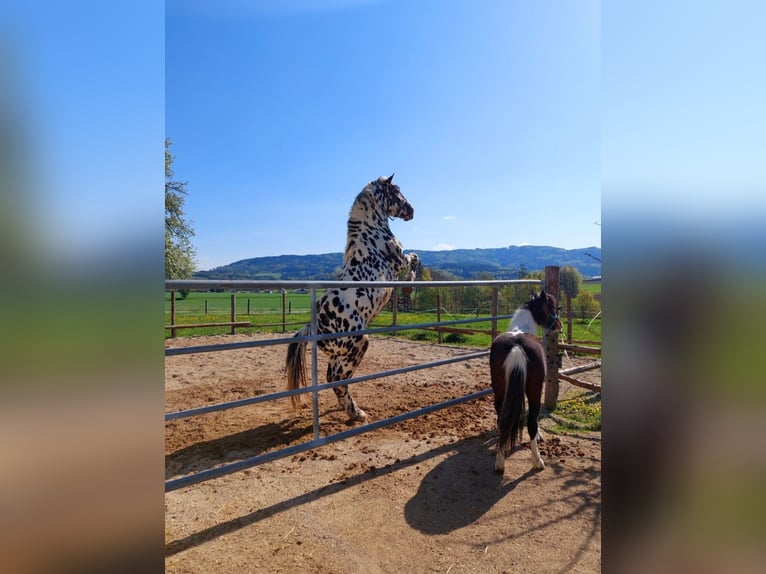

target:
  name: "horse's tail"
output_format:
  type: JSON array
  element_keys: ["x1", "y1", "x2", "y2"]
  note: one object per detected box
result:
[
  {"x1": 286, "y1": 324, "x2": 311, "y2": 411},
  {"x1": 497, "y1": 345, "x2": 528, "y2": 458}
]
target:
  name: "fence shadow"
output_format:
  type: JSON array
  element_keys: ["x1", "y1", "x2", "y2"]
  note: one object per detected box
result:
[
  {"x1": 166, "y1": 431, "x2": 601, "y2": 569},
  {"x1": 165, "y1": 418, "x2": 314, "y2": 480},
  {"x1": 166, "y1": 434, "x2": 491, "y2": 557}
]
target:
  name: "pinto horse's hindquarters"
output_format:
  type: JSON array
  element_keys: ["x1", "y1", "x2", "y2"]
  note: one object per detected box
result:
[{"x1": 490, "y1": 332, "x2": 546, "y2": 388}]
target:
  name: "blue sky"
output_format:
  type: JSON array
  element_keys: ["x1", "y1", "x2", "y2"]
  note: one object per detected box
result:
[
  {"x1": 5, "y1": 1, "x2": 762, "y2": 275},
  {"x1": 166, "y1": 0, "x2": 601, "y2": 270}
]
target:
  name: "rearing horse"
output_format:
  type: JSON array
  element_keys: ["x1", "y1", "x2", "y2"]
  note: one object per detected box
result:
[
  {"x1": 286, "y1": 175, "x2": 418, "y2": 422},
  {"x1": 490, "y1": 290, "x2": 562, "y2": 473}
]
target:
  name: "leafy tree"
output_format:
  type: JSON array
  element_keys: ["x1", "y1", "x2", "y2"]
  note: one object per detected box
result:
[
  {"x1": 413, "y1": 266, "x2": 437, "y2": 311},
  {"x1": 415, "y1": 266, "x2": 439, "y2": 310},
  {"x1": 495, "y1": 269, "x2": 541, "y2": 314},
  {"x1": 573, "y1": 291, "x2": 599, "y2": 319},
  {"x1": 165, "y1": 138, "x2": 196, "y2": 282},
  {"x1": 559, "y1": 266, "x2": 582, "y2": 299},
  {"x1": 419, "y1": 267, "x2": 434, "y2": 282},
  {"x1": 428, "y1": 268, "x2": 459, "y2": 281}
]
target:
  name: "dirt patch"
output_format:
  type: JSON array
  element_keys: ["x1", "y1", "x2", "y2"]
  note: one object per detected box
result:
[{"x1": 165, "y1": 333, "x2": 601, "y2": 573}]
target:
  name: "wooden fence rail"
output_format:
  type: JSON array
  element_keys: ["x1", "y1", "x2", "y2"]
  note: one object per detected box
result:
[{"x1": 559, "y1": 360, "x2": 602, "y2": 393}]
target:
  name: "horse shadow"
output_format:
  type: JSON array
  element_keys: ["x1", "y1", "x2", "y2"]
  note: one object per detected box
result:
[
  {"x1": 403, "y1": 438, "x2": 537, "y2": 534},
  {"x1": 165, "y1": 417, "x2": 314, "y2": 480}
]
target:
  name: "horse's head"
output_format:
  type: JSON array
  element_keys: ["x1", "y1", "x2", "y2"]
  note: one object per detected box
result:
[
  {"x1": 373, "y1": 174, "x2": 414, "y2": 221},
  {"x1": 527, "y1": 290, "x2": 562, "y2": 332}
]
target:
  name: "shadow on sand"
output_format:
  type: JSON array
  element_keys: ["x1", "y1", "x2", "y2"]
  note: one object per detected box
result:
[
  {"x1": 166, "y1": 434, "x2": 501, "y2": 556},
  {"x1": 403, "y1": 444, "x2": 537, "y2": 534}
]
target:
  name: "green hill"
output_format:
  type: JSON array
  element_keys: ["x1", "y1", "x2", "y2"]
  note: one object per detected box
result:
[{"x1": 194, "y1": 245, "x2": 601, "y2": 281}]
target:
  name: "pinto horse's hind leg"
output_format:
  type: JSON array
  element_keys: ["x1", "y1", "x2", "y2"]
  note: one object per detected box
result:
[
  {"x1": 527, "y1": 398, "x2": 545, "y2": 470},
  {"x1": 328, "y1": 336, "x2": 369, "y2": 422}
]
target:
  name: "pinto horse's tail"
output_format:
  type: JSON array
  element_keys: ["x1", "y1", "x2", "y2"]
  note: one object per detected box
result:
[
  {"x1": 286, "y1": 324, "x2": 311, "y2": 411},
  {"x1": 497, "y1": 345, "x2": 528, "y2": 459}
]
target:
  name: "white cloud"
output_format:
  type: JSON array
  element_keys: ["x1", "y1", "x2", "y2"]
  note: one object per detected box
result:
[
  {"x1": 433, "y1": 243, "x2": 454, "y2": 251},
  {"x1": 443, "y1": 215, "x2": 456, "y2": 221}
]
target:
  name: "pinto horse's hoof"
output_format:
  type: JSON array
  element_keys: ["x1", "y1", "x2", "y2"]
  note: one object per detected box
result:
[{"x1": 494, "y1": 452, "x2": 506, "y2": 473}]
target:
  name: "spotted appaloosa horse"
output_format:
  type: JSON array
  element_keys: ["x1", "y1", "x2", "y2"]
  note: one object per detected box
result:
[
  {"x1": 490, "y1": 290, "x2": 562, "y2": 473},
  {"x1": 286, "y1": 175, "x2": 419, "y2": 422}
]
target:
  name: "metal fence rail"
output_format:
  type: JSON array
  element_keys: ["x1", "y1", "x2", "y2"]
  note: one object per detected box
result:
[{"x1": 165, "y1": 278, "x2": 541, "y2": 493}]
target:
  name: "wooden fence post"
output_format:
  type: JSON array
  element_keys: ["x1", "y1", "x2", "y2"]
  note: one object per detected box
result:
[
  {"x1": 392, "y1": 287, "x2": 398, "y2": 327},
  {"x1": 543, "y1": 266, "x2": 560, "y2": 410},
  {"x1": 230, "y1": 293, "x2": 236, "y2": 335},
  {"x1": 436, "y1": 292, "x2": 442, "y2": 344},
  {"x1": 170, "y1": 290, "x2": 177, "y2": 338},
  {"x1": 566, "y1": 292, "x2": 573, "y2": 344},
  {"x1": 282, "y1": 289, "x2": 286, "y2": 333}
]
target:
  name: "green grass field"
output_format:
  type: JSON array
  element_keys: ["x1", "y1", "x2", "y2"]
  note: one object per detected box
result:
[
  {"x1": 165, "y1": 289, "x2": 600, "y2": 345},
  {"x1": 580, "y1": 282, "x2": 602, "y2": 295}
]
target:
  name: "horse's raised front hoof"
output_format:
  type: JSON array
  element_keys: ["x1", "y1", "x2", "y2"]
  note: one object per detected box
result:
[{"x1": 531, "y1": 459, "x2": 546, "y2": 471}]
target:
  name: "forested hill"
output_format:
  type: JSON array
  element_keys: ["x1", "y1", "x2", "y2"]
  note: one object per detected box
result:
[{"x1": 194, "y1": 246, "x2": 601, "y2": 281}]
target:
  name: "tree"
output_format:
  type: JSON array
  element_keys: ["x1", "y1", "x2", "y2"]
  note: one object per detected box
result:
[
  {"x1": 574, "y1": 291, "x2": 599, "y2": 319},
  {"x1": 413, "y1": 266, "x2": 440, "y2": 311},
  {"x1": 497, "y1": 269, "x2": 543, "y2": 314},
  {"x1": 165, "y1": 138, "x2": 196, "y2": 281},
  {"x1": 559, "y1": 266, "x2": 582, "y2": 300}
]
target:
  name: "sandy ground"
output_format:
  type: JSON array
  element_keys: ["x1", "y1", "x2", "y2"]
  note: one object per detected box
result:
[{"x1": 165, "y1": 333, "x2": 601, "y2": 573}]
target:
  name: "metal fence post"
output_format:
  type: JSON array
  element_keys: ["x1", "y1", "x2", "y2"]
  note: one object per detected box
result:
[{"x1": 310, "y1": 287, "x2": 320, "y2": 441}]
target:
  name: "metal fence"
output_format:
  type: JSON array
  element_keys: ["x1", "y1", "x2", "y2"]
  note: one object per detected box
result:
[{"x1": 165, "y1": 278, "x2": 543, "y2": 492}]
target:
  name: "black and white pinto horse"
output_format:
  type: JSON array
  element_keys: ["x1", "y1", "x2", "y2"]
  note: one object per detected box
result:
[
  {"x1": 286, "y1": 175, "x2": 419, "y2": 422},
  {"x1": 490, "y1": 290, "x2": 562, "y2": 473}
]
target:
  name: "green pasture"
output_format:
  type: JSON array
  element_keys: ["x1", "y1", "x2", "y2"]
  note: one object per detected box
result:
[
  {"x1": 165, "y1": 290, "x2": 311, "y2": 315},
  {"x1": 165, "y1": 290, "x2": 600, "y2": 346},
  {"x1": 580, "y1": 282, "x2": 602, "y2": 295}
]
